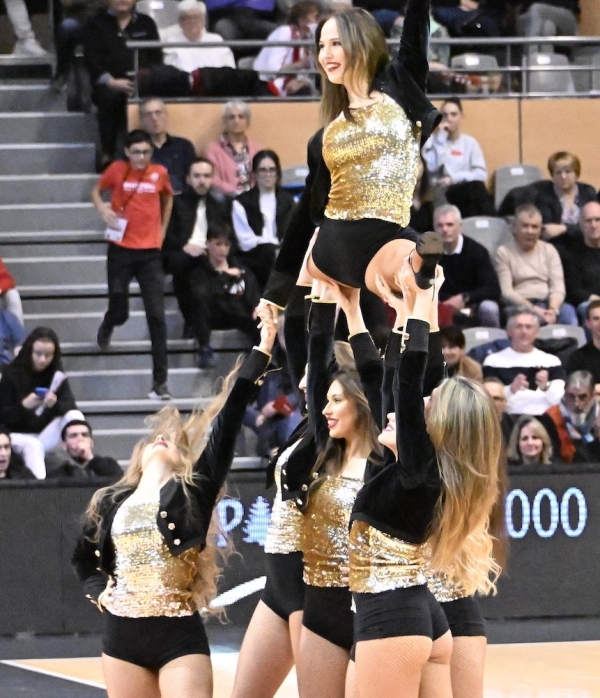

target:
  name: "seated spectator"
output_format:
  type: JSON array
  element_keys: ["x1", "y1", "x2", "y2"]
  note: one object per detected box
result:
[
  {"x1": 433, "y1": 0, "x2": 502, "y2": 39},
  {"x1": 5, "y1": 0, "x2": 48, "y2": 56},
  {"x1": 483, "y1": 376, "x2": 515, "y2": 445},
  {"x1": 483, "y1": 308, "x2": 566, "y2": 415},
  {"x1": 0, "y1": 327, "x2": 85, "y2": 478},
  {"x1": 254, "y1": 0, "x2": 322, "y2": 97},
  {"x1": 518, "y1": 0, "x2": 579, "y2": 55},
  {"x1": 0, "y1": 257, "x2": 24, "y2": 327},
  {"x1": 422, "y1": 97, "x2": 495, "y2": 218},
  {"x1": 499, "y1": 151, "x2": 597, "y2": 240},
  {"x1": 567, "y1": 300, "x2": 600, "y2": 387},
  {"x1": 181, "y1": 225, "x2": 260, "y2": 369},
  {"x1": 495, "y1": 203, "x2": 577, "y2": 326},
  {"x1": 0, "y1": 307, "x2": 25, "y2": 373},
  {"x1": 232, "y1": 150, "x2": 296, "y2": 290},
  {"x1": 409, "y1": 155, "x2": 435, "y2": 234},
  {"x1": 557, "y1": 202, "x2": 600, "y2": 324},
  {"x1": 440, "y1": 326, "x2": 484, "y2": 382},
  {"x1": 507, "y1": 415, "x2": 555, "y2": 466},
  {"x1": 45, "y1": 419, "x2": 122, "y2": 481},
  {"x1": 205, "y1": 0, "x2": 278, "y2": 45},
  {"x1": 435, "y1": 204, "x2": 501, "y2": 327},
  {"x1": 0, "y1": 427, "x2": 35, "y2": 481},
  {"x1": 539, "y1": 370, "x2": 600, "y2": 463},
  {"x1": 204, "y1": 101, "x2": 264, "y2": 196},
  {"x1": 162, "y1": 0, "x2": 236, "y2": 71},
  {"x1": 163, "y1": 157, "x2": 233, "y2": 351},
  {"x1": 138, "y1": 98, "x2": 197, "y2": 195}
]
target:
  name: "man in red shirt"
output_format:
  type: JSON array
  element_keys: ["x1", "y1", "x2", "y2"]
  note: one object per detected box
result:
[{"x1": 91, "y1": 129, "x2": 173, "y2": 399}]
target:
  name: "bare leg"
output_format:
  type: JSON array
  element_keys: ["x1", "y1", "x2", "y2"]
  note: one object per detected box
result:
[
  {"x1": 418, "y1": 630, "x2": 454, "y2": 698},
  {"x1": 158, "y1": 654, "x2": 213, "y2": 698},
  {"x1": 449, "y1": 636, "x2": 487, "y2": 698},
  {"x1": 296, "y1": 626, "x2": 349, "y2": 698},
  {"x1": 354, "y1": 636, "x2": 433, "y2": 698},
  {"x1": 231, "y1": 601, "x2": 296, "y2": 698},
  {"x1": 102, "y1": 654, "x2": 161, "y2": 698}
]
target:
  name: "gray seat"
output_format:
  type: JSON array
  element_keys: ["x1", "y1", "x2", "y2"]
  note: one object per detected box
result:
[
  {"x1": 571, "y1": 48, "x2": 600, "y2": 93},
  {"x1": 463, "y1": 327, "x2": 508, "y2": 354},
  {"x1": 461, "y1": 216, "x2": 512, "y2": 259},
  {"x1": 451, "y1": 53, "x2": 499, "y2": 71},
  {"x1": 237, "y1": 56, "x2": 256, "y2": 70},
  {"x1": 537, "y1": 324, "x2": 586, "y2": 349},
  {"x1": 525, "y1": 52, "x2": 574, "y2": 94},
  {"x1": 493, "y1": 164, "x2": 542, "y2": 210},
  {"x1": 281, "y1": 164, "x2": 309, "y2": 190},
  {"x1": 136, "y1": 0, "x2": 180, "y2": 30}
]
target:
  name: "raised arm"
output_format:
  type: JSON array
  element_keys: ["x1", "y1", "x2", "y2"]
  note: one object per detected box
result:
[{"x1": 393, "y1": 0, "x2": 431, "y2": 92}]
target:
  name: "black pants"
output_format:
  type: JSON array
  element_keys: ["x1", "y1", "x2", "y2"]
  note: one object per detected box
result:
[
  {"x1": 104, "y1": 245, "x2": 168, "y2": 385},
  {"x1": 237, "y1": 244, "x2": 277, "y2": 291},
  {"x1": 92, "y1": 85, "x2": 127, "y2": 161}
]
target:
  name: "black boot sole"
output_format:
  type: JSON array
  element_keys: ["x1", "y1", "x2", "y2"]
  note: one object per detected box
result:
[{"x1": 414, "y1": 231, "x2": 443, "y2": 290}]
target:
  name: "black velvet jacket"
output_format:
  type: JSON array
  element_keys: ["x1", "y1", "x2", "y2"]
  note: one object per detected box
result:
[
  {"x1": 263, "y1": 0, "x2": 442, "y2": 308},
  {"x1": 72, "y1": 349, "x2": 270, "y2": 605}
]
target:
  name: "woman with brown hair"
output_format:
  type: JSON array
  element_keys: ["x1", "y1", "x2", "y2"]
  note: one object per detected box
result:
[{"x1": 72, "y1": 317, "x2": 277, "y2": 698}]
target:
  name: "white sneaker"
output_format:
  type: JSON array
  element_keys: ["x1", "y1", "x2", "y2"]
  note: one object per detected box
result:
[{"x1": 12, "y1": 38, "x2": 48, "y2": 57}]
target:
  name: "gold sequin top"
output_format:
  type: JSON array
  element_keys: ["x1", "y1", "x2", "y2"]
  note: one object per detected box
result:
[
  {"x1": 303, "y1": 475, "x2": 363, "y2": 587},
  {"x1": 424, "y1": 563, "x2": 466, "y2": 603},
  {"x1": 264, "y1": 441, "x2": 305, "y2": 555},
  {"x1": 349, "y1": 520, "x2": 428, "y2": 593},
  {"x1": 323, "y1": 94, "x2": 421, "y2": 226},
  {"x1": 105, "y1": 491, "x2": 198, "y2": 618}
]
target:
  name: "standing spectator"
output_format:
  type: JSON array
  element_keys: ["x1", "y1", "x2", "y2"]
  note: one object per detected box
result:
[
  {"x1": 483, "y1": 376, "x2": 515, "y2": 445},
  {"x1": 232, "y1": 150, "x2": 296, "y2": 290},
  {"x1": 539, "y1": 371, "x2": 600, "y2": 463},
  {"x1": 566, "y1": 300, "x2": 600, "y2": 387},
  {"x1": 0, "y1": 327, "x2": 85, "y2": 479},
  {"x1": 495, "y1": 203, "x2": 577, "y2": 325},
  {"x1": 82, "y1": 0, "x2": 163, "y2": 167},
  {"x1": 162, "y1": 157, "x2": 233, "y2": 353},
  {"x1": 205, "y1": 0, "x2": 278, "y2": 45},
  {"x1": 435, "y1": 204, "x2": 501, "y2": 327},
  {"x1": 0, "y1": 428, "x2": 35, "y2": 481},
  {"x1": 138, "y1": 98, "x2": 197, "y2": 194},
  {"x1": 483, "y1": 308, "x2": 566, "y2": 415},
  {"x1": 0, "y1": 307, "x2": 25, "y2": 373},
  {"x1": 254, "y1": 0, "x2": 322, "y2": 97},
  {"x1": 92, "y1": 129, "x2": 173, "y2": 400},
  {"x1": 507, "y1": 416, "x2": 554, "y2": 466},
  {"x1": 45, "y1": 419, "x2": 122, "y2": 481},
  {"x1": 5, "y1": 0, "x2": 48, "y2": 55},
  {"x1": 422, "y1": 97, "x2": 495, "y2": 218},
  {"x1": 204, "y1": 101, "x2": 263, "y2": 196},
  {"x1": 440, "y1": 326, "x2": 484, "y2": 382},
  {"x1": 0, "y1": 257, "x2": 24, "y2": 327},
  {"x1": 162, "y1": 0, "x2": 236, "y2": 71}
]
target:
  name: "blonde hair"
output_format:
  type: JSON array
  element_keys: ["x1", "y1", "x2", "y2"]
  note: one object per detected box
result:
[
  {"x1": 315, "y1": 10, "x2": 389, "y2": 125},
  {"x1": 426, "y1": 377, "x2": 504, "y2": 597},
  {"x1": 507, "y1": 415, "x2": 553, "y2": 466},
  {"x1": 85, "y1": 360, "x2": 242, "y2": 614}
]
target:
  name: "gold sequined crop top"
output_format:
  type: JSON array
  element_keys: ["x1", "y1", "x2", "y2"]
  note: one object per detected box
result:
[
  {"x1": 349, "y1": 520, "x2": 428, "y2": 594},
  {"x1": 105, "y1": 491, "x2": 198, "y2": 618},
  {"x1": 323, "y1": 94, "x2": 421, "y2": 226},
  {"x1": 264, "y1": 441, "x2": 305, "y2": 555},
  {"x1": 303, "y1": 475, "x2": 363, "y2": 587}
]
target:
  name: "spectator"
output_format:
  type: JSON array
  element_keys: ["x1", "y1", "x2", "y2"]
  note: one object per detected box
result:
[
  {"x1": 433, "y1": 0, "x2": 503, "y2": 38},
  {"x1": 518, "y1": 0, "x2": 579, "y2": 55},
  {"x1": 162, "y1": 157, "x2": 233, "y2": 354},
  {"x1": 539, "y1": 370, "x2": 600, "y2": 463},
  {"x1": 204, "y1": 101, "x2": 263, "y2": 196},
  {"x1": 409, "y1": 155, "x2": 435, "y2": 234},
  {"x1": 92, "y1": 129, "x2": 173, "y2": 400},
  {"x1": 0, "y1": 308, "x2": 25, "y2": 373},
  {"x1": 205, "y1": 0, "x2": 278, "y2": 45},
  {"x1": 254, "y1": 0, "x2": 322, "y2": 97},
  {"x1": 0, "y1": 427, "x2": 35, "y2": 481},
  {"x1": 5, "y1": 0, "x2": 48, "y2": 56},
  {"x1": 435, "y1": 204, "x2": 501, "y2": 327},
  {"x1": 507, "y1": 415, "x2": 554, "y2": 466},
  {"x1": 566, "y1": 300, "x2": 600, "y2": 387},
  {"x1": 0, "y1": 327, "x2": 85, "y2": 479},
  {"x1": 422, "y1": 97, "x2": 495, "y2": 218},
  {"x1": 185, "y1": 225, "x2": 260, "y2": 369},
  {"x1": 162, "y1": 0, "x2": 236, "y2": 71},
  {"x1": 45, "y1": 419, "x2": 122, "y2": 481},
  {"x1": 232, "y1": 150, "x2": 296, "y2": 290},
  {"x1": 483, "y1": 308, "x2": 566, "y2": 415},
  {"x1": 495, "y1": 203, "x2": 577, "y2": 326},
  {"x1": 483, "y1": 375, "x2": 514, "y2": 445},
  {"x1": 0, "y1": 257, "x2": 24, "y2": 327},
  {"x1": 440, "y1": 326, "x2": 484, "y2": 381},
  {"x1": 82, "y1": 0, "x2": 163, "y2": 166},
  {"x1": 138, "y1": 98, "x2": 197, "y2": 195}
]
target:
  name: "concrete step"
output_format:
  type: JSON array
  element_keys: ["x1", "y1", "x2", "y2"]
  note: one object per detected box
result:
[
  {"x1": 8, "y1": 255, "x2": 105, "y2": 285},
  {"x1": 0, "y1": 174, "x2": 97, "y2": 204},
  {"x1": 0, "y1": 84, "x2": 67, "y2": 112},
  {"x1": 0, "y1": 113, "x2": 97, "y2": 144},
  {"x1": 22, "y1": 294, "x2": 180, "y2": 314},
  {"x1": 0, "y1": 230, "x2": 104, "y2": 245},
  {"x1": 0, "y1": 143, "x2": 95, "y2": 174},
  {"x1": 63, "y1": 349, "x2": 201, "y2": 371},
  {"x1": 0, "y1": 57, "x2": 53, "y2": 81},
  {"x1": 0, "y1": 203, "x2": 101, "y2": 231},
  {"x1": 1, "y1": 241, "x2": 106, "y2": 259}
]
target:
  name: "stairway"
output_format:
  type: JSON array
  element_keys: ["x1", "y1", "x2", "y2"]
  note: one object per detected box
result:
[{"x1": 0, "y1": 77, "x2": 259, "y2": 466}]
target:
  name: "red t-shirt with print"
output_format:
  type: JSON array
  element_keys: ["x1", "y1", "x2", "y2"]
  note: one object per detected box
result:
[{"x1": 98, "y1": 161, "x2": 173, "y2": 250}]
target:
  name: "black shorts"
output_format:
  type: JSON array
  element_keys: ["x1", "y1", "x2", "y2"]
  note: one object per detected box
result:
[
  {"x1": 312, "y1": 218, "x2": 419, "y2": 288},
  {"x1": 103, "y1": 611, "x2": 210, "y2": 670},
  {"x1": 353, "y1": 584, "x2": 449, "y2": 642},
  {"x1": 441, "y1": 596, "x2": 486, "y2": 637},
  {"x1": 302, "y1": 584, "x2": 354, "y2": 650},
  {"x1": 261, "y1": 551, "x2": 305, "y2": 621}
]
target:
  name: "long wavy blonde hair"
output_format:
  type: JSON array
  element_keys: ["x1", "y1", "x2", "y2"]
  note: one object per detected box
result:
[
  {"x1": 85, "y1": 361, "x2": 242, "y2": 614},
  {"x1": 426, "y1": 376, "x2": 505, "y2": 597}
]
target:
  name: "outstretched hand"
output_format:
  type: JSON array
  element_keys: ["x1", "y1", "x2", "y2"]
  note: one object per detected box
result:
[
  {"x1": 256, "y1": 299, "x2": 279, "y2": 328},
  {"x1": 319, "y1": 280, "x2": 360, "y2": 315}
]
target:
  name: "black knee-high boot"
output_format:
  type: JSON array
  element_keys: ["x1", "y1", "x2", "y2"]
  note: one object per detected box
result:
[{"x1": 284, "y1": 284, "x2": 311, "y2": 401}]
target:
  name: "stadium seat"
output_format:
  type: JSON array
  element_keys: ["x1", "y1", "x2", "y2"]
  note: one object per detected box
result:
[
  {"x1": 493, "y1": 164, "x2": 542, "y2": 210},
  {"x1": 461, "y1": 216, "x2": 512, "y2": 258},
  {"x1": 525, "y1": 52, "x2": 574, "y2": 94},
  {"x1": 537, "y1": 324, "x2": 587, "y2": 349},
  {"x1": 463, "y1": 327, "x2": 508, "y2": 354},
  {"x1": 136, "y1": 0, "x2": 180, "y2": 30},
  {"x1": 281, "y1": 164, "x2": 309, "y2": 194}
]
